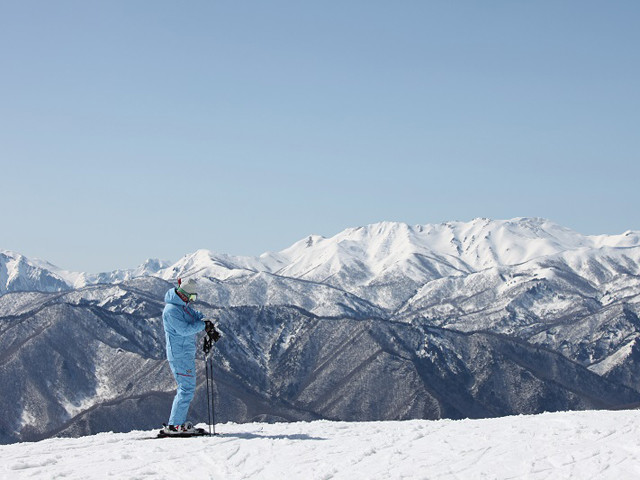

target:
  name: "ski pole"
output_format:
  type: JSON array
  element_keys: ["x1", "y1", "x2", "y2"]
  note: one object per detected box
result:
[
  {"x1": 209, "y1": 354, "x2": 216, "y2": 435},
  {"x1": 203, "y1": 322, "x2": 221, "y2": 436},
  {"x1": 204, "y1": 347, "x2": 212, "y2": 435},
  {"x1": 203, "y1": 335, "x2": 216, "y2": 435}
]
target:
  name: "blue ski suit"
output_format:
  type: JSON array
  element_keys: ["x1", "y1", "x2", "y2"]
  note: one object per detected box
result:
[{"x1": 162, "y1": 288, "x2": 206, "y2": 426}]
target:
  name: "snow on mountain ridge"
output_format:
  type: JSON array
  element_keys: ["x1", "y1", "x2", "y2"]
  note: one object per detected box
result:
[
  {"x1": 0, "y1": 250, "x2": 170, "y2": 294},
  {"x1": 3, "y1": 218, "x2": 640, "y2": 298},
  {"x1": 0, "y1": 250, "x2": 71, "y2": 294},
  {"x1": 262, "y1": 217, "x2": 628, "y2": 279},
  {"x1": 231, "y1": 218, "x2": 640, "y2": 296},
  {"x1": 145, "y1": 217, "x2": 640, "y2": 311}
]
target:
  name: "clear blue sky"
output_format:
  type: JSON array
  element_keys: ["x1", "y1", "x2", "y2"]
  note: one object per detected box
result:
[{"x1": 2, "y1": 1, "x2": 639, "y2": 273}]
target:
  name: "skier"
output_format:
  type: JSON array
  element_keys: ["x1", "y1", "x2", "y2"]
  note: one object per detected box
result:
[{"x1": 161, "y1": 277, "x2": 220, "y2": 435}]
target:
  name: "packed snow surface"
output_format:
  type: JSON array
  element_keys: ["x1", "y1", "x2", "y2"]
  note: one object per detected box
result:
[{"x1": 2, "y1": 410, "x2": 640, "y2": 480}]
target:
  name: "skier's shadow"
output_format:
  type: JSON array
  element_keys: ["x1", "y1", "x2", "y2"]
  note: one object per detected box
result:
[{"x1": 219, "y1": 432, "x2": 326, "y2": 441}]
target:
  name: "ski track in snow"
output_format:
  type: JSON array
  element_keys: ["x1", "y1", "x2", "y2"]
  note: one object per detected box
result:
[{"x1": 2, "y1": 410, "x2": 640, "y2": 480}]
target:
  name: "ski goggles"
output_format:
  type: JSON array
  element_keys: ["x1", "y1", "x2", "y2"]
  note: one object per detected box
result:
[{"x1": 177, "y1": 288, "x2": 197, "y2": 302}]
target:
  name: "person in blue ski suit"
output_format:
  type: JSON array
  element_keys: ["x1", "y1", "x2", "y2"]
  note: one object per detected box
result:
[{"x1": 162, "y1": 278, "x2": 219, "y2": 432}]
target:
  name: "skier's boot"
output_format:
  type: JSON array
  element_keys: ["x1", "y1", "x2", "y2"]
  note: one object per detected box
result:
[
  {"x1": 178, "y1": 421, "x2": 199, "y2": 434},
  {"x1": 158, "y1": 421, "x2": 206, "y2": 437}
]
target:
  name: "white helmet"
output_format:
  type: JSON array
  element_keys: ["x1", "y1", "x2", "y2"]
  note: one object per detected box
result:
[{"x1": 177, "y1": 278, "x2": 198, "y2": 301}]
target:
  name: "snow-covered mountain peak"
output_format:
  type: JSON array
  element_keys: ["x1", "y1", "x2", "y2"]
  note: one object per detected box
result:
[
  {"x1": 223, "y1": 218, "x2": 639, "y2": 311},
  {"x1": 138, "y1": 258, "x2": 171, "y2": 273},
  {"x1": 157, "y1": 249, "x2": 252, "y2": 282},
  {"x1": 0, "y1": 250, "x2": 74, "y2": 294},
  {"x1": 131, "y1": 218, "x2": 640, "y2": 312},
  {"x1": 260, "y1": 218, "x2": 587, "y2": 282},
  {"x1": 3, "y1": 218, "x2": 639, "y2": 301}
]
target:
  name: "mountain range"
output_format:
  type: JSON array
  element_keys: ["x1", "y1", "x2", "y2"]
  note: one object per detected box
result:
[{"x1": 2, "y1": 217, "x2": 640, "y2": 444}]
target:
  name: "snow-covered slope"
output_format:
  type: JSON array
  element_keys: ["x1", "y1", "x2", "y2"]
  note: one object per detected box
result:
[{"x1": 2, "y1": 410, "x2": 640, "y2": 480}]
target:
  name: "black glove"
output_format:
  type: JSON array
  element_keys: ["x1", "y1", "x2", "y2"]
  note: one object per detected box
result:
[{"x1": 204, "y1": 321, "x2": 221, "y2": 343}]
